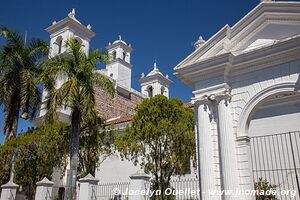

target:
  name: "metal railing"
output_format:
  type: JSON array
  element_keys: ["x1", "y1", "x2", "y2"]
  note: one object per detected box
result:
[
  {"x1": 91, "y1": 177, "x2": 199, "y2": 200},
  {"x1": 169, "y1": 178, "x2": 200, "y2": 200},
  {"x1": 91, "y1": 182, "x2": 130, "y2": 200},
  {"x1": 250, "y1": 131, "x2": 300, "y2": 200}
]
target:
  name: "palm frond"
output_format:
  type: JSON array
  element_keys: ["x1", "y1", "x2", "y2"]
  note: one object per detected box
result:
[
  {"x1": 92, "y1": 72, "x2": 115, "y2": 97},
  {"x1": 0, "y1": 26, "x2": 23, "y2": 48}
]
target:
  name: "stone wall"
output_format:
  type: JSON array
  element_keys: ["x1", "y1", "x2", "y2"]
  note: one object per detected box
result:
[{"x1": 94, "y1": 86, "x2": 144, "y2": 120}]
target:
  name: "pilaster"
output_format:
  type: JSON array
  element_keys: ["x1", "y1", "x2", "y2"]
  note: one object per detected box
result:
[
  {"x1": 215, "y1": 90, "x2": 240, "y2": 200},
  {"x1": 193, "y1": 96, "x2": 219, "y2": 200}
]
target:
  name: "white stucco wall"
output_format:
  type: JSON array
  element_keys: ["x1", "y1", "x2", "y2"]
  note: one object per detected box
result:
[
  {"x1": 249, "y1": 101, "x2": 300, "y2": 137},
  {"x1": 95, "y1": 153, "x2": 141, "y2": 183}
]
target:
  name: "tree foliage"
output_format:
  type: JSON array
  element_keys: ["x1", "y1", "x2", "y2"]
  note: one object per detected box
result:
[
  {"x1": 255, "y1": 178, "x2": 278, "y2": 200},
  {"x1": 39, "y1": 38, "x2": 114, "y2": 198},
  {"x1": 0, "y1": 122, "x2": 69, "y2": 199},
  {"x1": 115, "y1": 95, "x2": 196, "y2": 200},
  {"x1": 79, "y1": 115, "x2": 116, "y2": 177},
  {"x1": 0, "y1": 26, "x2": 48, "y2": 140}
]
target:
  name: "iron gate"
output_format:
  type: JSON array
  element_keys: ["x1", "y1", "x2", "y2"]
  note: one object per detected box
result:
[{"x1": 250, "y1": 131, "x2": 300, "y2": 200}]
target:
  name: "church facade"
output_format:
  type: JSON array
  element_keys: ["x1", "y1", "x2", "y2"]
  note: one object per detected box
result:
[
  {"x1": 175, "y1": 0, "x2": 300, "y2": 199},
  {"x1": 33, "y1": 0, "x2": 300, "y2": 199}
]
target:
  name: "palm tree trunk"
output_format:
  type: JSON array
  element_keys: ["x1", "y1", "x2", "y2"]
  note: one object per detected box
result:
[
  {"x1": 4, "y1": 97, "x2": 20, "y2": 182},
  {"x1": 5, "y1": 98, "x2": 20, "y2": 141},
  {"x1": 69, "y1": 106, "x2": 81, "y2": 200}
]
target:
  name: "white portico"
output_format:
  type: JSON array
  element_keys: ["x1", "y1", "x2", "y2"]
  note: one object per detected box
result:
[{"x1": 174, "y1": 1, "x2": 300, "y2": 200}]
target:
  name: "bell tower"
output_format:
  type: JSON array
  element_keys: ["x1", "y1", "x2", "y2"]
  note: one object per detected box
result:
[
  {"x1": 46, "y1": 8, "x2": 95, "y2": 57},
  {"x1": 139, "y1": 62, "x2": 172, "y2": 98},
  {"x1": 106, "y1": 35, "x2": 133, "y2": 89},
  {"x1": 39, "y1": 9, "x2": 95, "y2": 118}
]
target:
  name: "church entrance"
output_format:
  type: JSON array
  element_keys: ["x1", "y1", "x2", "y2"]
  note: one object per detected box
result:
[
  {"x1": 247, "y1": 93, "x2": 300, "y2": 200},
  {"x1": 250, "y1": 131, "x2": 300, "y2": 200}
]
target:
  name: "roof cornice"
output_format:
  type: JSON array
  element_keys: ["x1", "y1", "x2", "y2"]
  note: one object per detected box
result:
[
  {"x1": 139, "y1": 73, "x2": 173, "y2": 86},
  {"x1": 106, "y1": 42, "x2": 133, "y2": 52},
  {"x1": 45, "y1": 16, "x2": 95, "y2": 39},
  {"x1": 174, "y1": 1, "x2": 300, "y2": 72},
  {"x1": 107, "y1": 58, "x2": 133, "y2": 69},
  {"x1": 174, "y1": 36, "x2": 300, "y2": 87}
]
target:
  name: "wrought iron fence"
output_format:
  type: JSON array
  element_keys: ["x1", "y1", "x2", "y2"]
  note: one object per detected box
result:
[
  {"x1": 144, "y1": 178, "x2": 199, "y2": 200},
  {"x1": 91, "y1": 178, "x2": 199, "y2": 200},
  {"x1": 91, "y1": 182, "x2": 130, "y2": 200},
  {"x1": 169, "y1": 178, "x2": 200, "y2": 200},
  {"x1": 250, "y1": 131, "x2": 300, "y2": 200}
]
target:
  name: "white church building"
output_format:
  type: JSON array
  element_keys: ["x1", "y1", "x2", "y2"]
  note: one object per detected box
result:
[
  {"x1": 32, "y1": 0, "x2": 300, "y2": 199},
  {"x1": 175, "y1": 0, "x2": 300, "y2": 199}
]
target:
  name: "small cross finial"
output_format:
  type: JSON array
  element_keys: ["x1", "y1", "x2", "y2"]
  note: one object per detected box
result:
[
  {"x1": 194, "y1": 35, "x2": 205, "y2": 49},
  {"x1": 118, "y1": 35, "x2": 122, "y2": 40},
  {"x1": 87, "y1": 24, "x2": 92, "y2": 30},
  {"x1": 154, "y1": 61, "x2": 157, "y2": 70},
  {"x1": 69, "y1": 8, "x2": 76, "y2": 18}
]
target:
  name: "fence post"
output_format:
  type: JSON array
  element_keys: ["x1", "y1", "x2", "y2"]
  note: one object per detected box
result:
[
  {"x1": 0, "y1": 180, "x2": 19, "y2": 200},
  {"x1": 129, "y1": 170, "x2": 151, "y2": 200},
  {"x1": 35, "y1": 177, "x2": 54, "y2": 200},
  {"x1": 78, "y1": 173, "x2": 99, "y2": 200}
]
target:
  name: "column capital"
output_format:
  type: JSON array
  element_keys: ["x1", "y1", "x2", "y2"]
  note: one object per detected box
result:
[
  {"x1": 191, "y1": 95, "x2": 212, "y2": 107},
  {"x1": 236, "y1": 136, "x2": 251, "y2": 143},
  {"x1": 129, "y1": 170, "x2": 151, "y2": 181},
  {"x1": 79, "y1": 173, "x2": 99, "y2": 185},
  {"x1": 210, "y1": 88, "x2": 232, "y2": 103},
  {"x1": 36, "y1": 177, "x2": 54, "y2": 187},
  {"x1": 1, "y1": 180, "x2": 19, "y2": 189}
]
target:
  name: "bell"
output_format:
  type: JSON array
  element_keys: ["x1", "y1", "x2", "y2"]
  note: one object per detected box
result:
[{"x1": 21, "y1": 112, "x2": 29, "y2": 120}]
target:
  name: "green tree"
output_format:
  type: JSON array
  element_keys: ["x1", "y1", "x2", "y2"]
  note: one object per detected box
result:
[
  {"x1": 0, "y1": 26, "x2": 48, "y2": 140},
  {"x1": 78, "y1": 114, "x2": 115, "y2": 177},
  {"x1": 255, "y1": 178, "x2": 278, "y2": 200},
  {"x1": 0, "y1": 122, "x2": 70, "y2": 199},
  {"x1": 40, "y1": 38, "x2": 114, "y2": 199},
  {"x1": 115, "y1": 95, "x2": 196, "y2": 200}
]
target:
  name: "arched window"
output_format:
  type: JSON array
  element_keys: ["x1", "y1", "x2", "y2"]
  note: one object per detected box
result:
[
  {"x1": 161, "y1": 86, "x2": 165, "y2": 95},
  {"x1": 110, "y1": 73, "x2": 113, "y2": 78},
  {"x1": 55, "y1": 36, "x2": 63, "y2": 54},
  {"x1": 74, "y1": 37, "x2": 83, "y2": 45},
  {"x1": 112, "y1": 51, "x2": 117, "y2": 60},
  {"x1": 147, "y1": 86, "x2": 153, "y2": 98},
  {"x1": 123, "y1": 52, "x2": 126, "y2": 60},
  {"x1": 58, "y1": 39, "x2": 63, "y2": 54}
]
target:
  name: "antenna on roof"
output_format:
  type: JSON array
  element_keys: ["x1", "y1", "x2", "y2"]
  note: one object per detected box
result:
[{"x1": 24, "y1": 31, "x2": 27, "y2": 47}]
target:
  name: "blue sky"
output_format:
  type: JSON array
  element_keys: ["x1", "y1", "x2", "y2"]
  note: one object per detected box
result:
[{"x1": 0, "y1": 0, "x2": 262, "y2": 143}]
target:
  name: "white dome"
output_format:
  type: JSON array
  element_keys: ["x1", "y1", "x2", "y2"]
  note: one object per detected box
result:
[
  {"x1": 112, "y1": 35, "x2": 127, "y2": 45},
  {"x1": 146, "y1": 62, "x2": 164, "y2": 77}
]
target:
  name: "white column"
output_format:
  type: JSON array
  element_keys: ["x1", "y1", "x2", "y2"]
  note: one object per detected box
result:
[
  {"x1": 35, "y1": 177, "x2": 54, "y2": 200},
  {"x1": 194, "y1": 98, "x2": 219, "y2": 200},
  {"x1": 78, "y1": 173, "x2": 99, "y2": 200},
  {"x1": 129, "y1": 170, "x2": 151, "y2": 200},
  {"x1": 216, "y1": 93, "x2": 239, "y2": 200},
  {"x1": 0, "y1": 180, "x2": 19, "y2": 200}
]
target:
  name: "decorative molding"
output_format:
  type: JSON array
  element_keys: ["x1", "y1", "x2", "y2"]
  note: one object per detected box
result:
[
  {"x1": 174, "y1": 2, "x2": 300, "y2": 73},
  {"x1": 236, "y1": 136, "x2": 251, "y2": 143},
  {"x1": 237, "y1": 82, "x2": 300, "y2": 137},
  {"x1": 175, "y1": 35, "x2": 300, "y2": 87}
]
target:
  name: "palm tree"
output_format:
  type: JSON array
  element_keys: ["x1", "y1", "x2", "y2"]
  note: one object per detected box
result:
[
  {"x1": 0, "y1": 27, "x2": 48, "y2": 141},
  {"x1": 40, "y1": 38, "x2": 114, "y2": 199}
]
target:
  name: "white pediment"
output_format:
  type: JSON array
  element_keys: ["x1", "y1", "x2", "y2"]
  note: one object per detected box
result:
[
  {"x1": 231, "y1": 21, "x2": 300, "y2": 54},
  {"x1": 174, "y1": 1, "x2": 300, "y2": 70}
]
